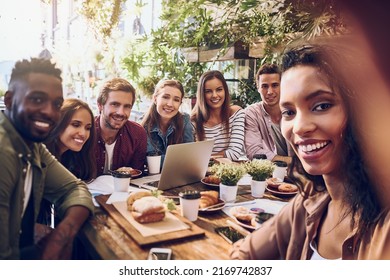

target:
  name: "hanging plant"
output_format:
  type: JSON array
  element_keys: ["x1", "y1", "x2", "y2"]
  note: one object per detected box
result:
[{"x1": 80, "y1": 0, "x2": 125, "y2": 40}]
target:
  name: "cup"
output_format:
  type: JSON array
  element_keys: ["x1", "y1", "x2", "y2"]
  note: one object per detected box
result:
[
  {"x1": 219, "y1": 183, "x2": 238, "y2": 202},
  {"x1": 253, "y1": 154, "x2": 267, "y2": 160},
  {"x1": 112, "y1": 172, "x2": 131, "y2": 192},
  {"x1": 273, "y1": 160, "x2": 288, "y2": 181},
  {"x1": 251, "y1": 180, "x2": 266, "y2": 198},
  {"x1": 147, "y1": 154, "x2": 162, "y2": 175},
  {"x1": 179, "y1": 191, "x2": 201, "y2": 221}
]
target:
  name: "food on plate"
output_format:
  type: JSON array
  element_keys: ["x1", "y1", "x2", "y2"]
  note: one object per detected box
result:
[
  {"x1": 116, "y1": 166, "x2": 139, "y2": 176},
  {"x1": 126, "y1": 190, "x2": 153, "y2": 209},
  {"x1": 230, "y1": 206, "x2": 256, "y2": 227},
  {"x1": 277, "y1": 183, "x2": 298, "y2": 193},
  {"x1": 130, "y1": 196, "x2": 166, "y2": 224},
  {"x1": 266, "y1": 177, "x2": 283, "y2": 189},
  {"x1": 203, "y1": 175, "x2": 221, "y2": 185},
  {"x1": 199, "y1": 190, "x2": 219, "y2": 208}
]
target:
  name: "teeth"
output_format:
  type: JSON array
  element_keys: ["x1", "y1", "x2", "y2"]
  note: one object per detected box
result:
[
  {"x1": 74, "y1": 139, "x2": 84, "y2": 144},
  {"x1": 298, "y1": 141, "x2": 327, "y2": 152},
  {"x1": 35, "y1": 121, "x2": 49, "y2": 128}
]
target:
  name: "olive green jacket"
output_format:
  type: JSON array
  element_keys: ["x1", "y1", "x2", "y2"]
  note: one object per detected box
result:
[{"x1": 0, "y1": 112, "x2": 94, "y2": 259}]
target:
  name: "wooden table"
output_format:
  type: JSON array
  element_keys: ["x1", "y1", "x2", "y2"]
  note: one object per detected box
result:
[{"x1": 77, "y1": 182, "x2": 290, "y2": 260}]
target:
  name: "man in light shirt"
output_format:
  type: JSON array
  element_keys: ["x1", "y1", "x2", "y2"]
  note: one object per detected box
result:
[{"x1": 244, "y1": 63, "x2": 292, "y2": 162}]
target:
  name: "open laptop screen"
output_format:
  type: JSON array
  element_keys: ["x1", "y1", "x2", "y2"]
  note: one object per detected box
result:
[{"x1": 131, "y1": 140, "x2": 215, "y2": 190}]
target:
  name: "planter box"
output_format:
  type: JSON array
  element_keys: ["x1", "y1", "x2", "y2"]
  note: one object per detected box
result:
[
  {"x1": 249, "y1": 37, "x2": 266, "y2": 58},
  {"x1": 181, "y1": 41, "x2": 250, "y2": 62}
]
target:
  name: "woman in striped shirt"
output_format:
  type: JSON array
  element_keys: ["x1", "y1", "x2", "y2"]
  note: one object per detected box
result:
[{"x1": 191, "y1": 70, "x2": 245, "y2": 161}]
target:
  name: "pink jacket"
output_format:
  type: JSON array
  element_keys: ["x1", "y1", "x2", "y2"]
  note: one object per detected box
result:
[{"x1": 230, "y1": 182, "x2": 390, "y2": 260}]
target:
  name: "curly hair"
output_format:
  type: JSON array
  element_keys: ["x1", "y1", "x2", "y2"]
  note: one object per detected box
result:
[
  {"x1": 280, "y1": 43, "x2": 381, "y2": 237},
  {"x1": 8, "y1": 58, "x2": 62, "y2": 91}
]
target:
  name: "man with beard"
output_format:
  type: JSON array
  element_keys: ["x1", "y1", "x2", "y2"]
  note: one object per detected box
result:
[
  {"x1": 95, "y1": 78, "x2": 147, "y2": 176},
  {"x1": 245, "y1": 63, "x2": 292, "y2": 162},
  {"x1": 0, "y1": 58, "x2": 94, "y2": 259}
]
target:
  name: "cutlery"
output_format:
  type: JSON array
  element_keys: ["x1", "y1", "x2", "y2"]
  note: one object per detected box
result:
[
  {"x1": 225, "y1": 200, "x2": 256, "y2": 207},
  {"x1": 199, "y1": 199, "x2": 239, "y2": 211}
]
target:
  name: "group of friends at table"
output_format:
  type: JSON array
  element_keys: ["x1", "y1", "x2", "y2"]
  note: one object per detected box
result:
[{"x1": 1, "y1": 0, "x2": 390, "y2": 260}]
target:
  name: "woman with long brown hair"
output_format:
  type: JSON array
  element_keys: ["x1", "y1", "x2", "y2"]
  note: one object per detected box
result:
[{"x1": 191, "y1": 70, "x2": 245, "y2": 160}]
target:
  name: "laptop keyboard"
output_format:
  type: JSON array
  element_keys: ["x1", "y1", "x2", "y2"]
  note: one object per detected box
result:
[{"x1": 145, "y1": 180, "x2": 160, "y2": 188}]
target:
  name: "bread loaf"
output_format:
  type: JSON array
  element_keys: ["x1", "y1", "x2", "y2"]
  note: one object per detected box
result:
[
  {"x1": 126, "y1": 190, "x2": 152, "y2": 210},
  {"x1": 277, "y1": 183, "x2": 298, "y2": 193},
  {"x1": 131, "y1": 196, "x2": 166, "y2": 224},
  {"x1": 199, "y1": 191, "x2": 219, "y2": 208}
]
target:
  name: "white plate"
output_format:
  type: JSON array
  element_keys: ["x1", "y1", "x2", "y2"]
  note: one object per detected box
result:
[
  {"x1": 231, "y1": 216, "x2": 260, "y2": 230},
  {"x1": 199, "y1": 199, "x2": 225, "y2": 213},
  {"x1": 201, "y1": 177, "x2": 220, "y2": 188},
  {"x1": 266, "y1": 186, "x2": 298, "y2": 197},
  {"x1": 130, "y1": 169, "x2": 143, "y2": 178}
]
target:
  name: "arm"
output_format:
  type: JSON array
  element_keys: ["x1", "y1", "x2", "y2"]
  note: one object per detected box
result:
[
  {"x1": 244, "y1": 104, "x2": 277, "y2": 160},
  {"x1": 230, "y1": 196, "x2": 297, "y2": 260},
  {"x1": 224, "y1": 108, "x2": 245, "y2": 161},
  {"x1": 0, "y1": 149, "x2": 20, "y2": 259},
  {"x1": 182, "y1": 113, "x2": 195, "y2": 143},
  {"x1": 38, "y1": 205, "x2": 90, "y2": 259},
  {"x1": 130, "y1": 124, "x2": 148, "y2": 171},
  {"x1": 40, "y1": 146, "x2": 94, "y2": 259}
]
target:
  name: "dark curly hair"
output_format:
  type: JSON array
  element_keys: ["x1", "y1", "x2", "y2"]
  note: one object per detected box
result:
[
  {"x1": 280, "y1": 43, "x2": 381, "y2": 237},
  {"x1": 8, "y1": 57, "x2": 62, "y2": 91}
]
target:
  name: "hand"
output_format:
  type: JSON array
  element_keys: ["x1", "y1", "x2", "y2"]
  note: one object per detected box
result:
[{"x1": 38, "y1": 228, "x2": 73, "y2": 260}]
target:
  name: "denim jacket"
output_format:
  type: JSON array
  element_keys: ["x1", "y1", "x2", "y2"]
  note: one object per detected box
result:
[{"x1": 146, "y1": 113, "x2": 194, "y2": 167}]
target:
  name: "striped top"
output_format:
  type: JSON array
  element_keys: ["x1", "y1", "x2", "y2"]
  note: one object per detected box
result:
[{"x1": 194, "y1": 109, "x2": 245, "y2": 161}]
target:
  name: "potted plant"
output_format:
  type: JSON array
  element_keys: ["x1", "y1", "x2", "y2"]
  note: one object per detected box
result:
[
  {"x1": 210, "y1": 163, "x2": 245, "y2": 202},
  {"x1": 244, "y1": 159, "x2": 275, "y2": 198}
]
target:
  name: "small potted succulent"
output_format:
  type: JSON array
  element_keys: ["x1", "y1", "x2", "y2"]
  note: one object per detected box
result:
[
  {"x1": 244, "y1": 159, "x2": 275, "y2": 198},
  {"x1": 210, "y1": 163, "x2": 245, "y2": 202}
]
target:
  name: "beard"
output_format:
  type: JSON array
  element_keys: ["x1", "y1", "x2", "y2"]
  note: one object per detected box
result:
[{"x1": 102, "y1": 112, "x2": 126, "y2": 130}]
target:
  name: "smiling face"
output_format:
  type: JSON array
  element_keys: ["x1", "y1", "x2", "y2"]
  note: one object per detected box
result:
[
  {"x1": 204, "y1": 78, "x2": 225, "y2": 110},
  {"x1": 280, "y1": 65, "x2": 347, "y2": 177},
  {"x1": 98, "y1": 90, "x2": 133, "y2": 131},
  {"x1": 258, "y1": 73, "x2": 281, "y2": 107},
  {"x1": 58, "y1": 108, "x2": 92, "y2": 154},
  {"x1": 154, "y1": 85, "x2": 182, "y2": 121},
  {"x1": 6, "y1": 73, "x2": 63, "y2": 143}
]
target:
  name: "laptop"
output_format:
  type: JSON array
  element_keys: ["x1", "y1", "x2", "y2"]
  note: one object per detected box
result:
[{"x1": 131, "y1": 139, "x2": 215, "y2": 190}]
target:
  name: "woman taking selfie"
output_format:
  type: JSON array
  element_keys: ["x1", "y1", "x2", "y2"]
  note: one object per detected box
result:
[{"x1": 230, "y1": 43, "x2": 390, "y2": 259}]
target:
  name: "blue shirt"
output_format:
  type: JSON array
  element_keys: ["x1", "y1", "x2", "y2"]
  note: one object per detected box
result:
[{"x1": 146, "y1": 113, "x2": 194, "y2": 167}]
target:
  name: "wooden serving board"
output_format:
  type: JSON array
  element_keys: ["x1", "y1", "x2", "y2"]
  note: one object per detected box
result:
[{"x1": 95, "y1": 195, "x2": 205, "y2": 247}]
